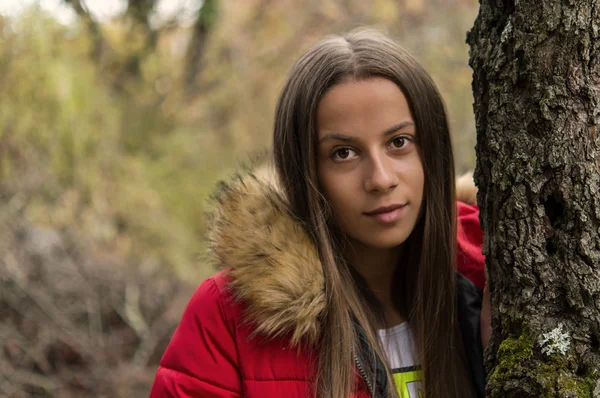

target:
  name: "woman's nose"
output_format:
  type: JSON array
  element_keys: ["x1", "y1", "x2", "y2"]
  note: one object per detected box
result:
[{"x1": 364, "y1": 155, "x2": 398, "y2": 193}]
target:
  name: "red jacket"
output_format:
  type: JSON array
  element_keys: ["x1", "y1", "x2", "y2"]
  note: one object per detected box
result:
[{"x1": 150, "y1": 173, "x2": 485, "y2": 397}]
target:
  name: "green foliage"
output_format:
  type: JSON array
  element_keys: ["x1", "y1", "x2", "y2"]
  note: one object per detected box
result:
[
  {"x1": 0, "y1": 9, "x2": 224, "y2": 279},
  {"x1": 199, "y1": 0, "x2": 219, "y2": 28},
  {"x1": 0, "y1": 0, "x2": 480, "y2": 281}
]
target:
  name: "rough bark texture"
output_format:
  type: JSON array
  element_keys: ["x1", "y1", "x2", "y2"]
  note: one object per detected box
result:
[{"x1": 468, "y1": 1, "x2": 600, "y2": 397}]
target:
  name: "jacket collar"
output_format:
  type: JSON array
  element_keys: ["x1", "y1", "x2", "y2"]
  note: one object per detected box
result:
[{"x1": 208, "y1": 166, "x2": 325, "y2": 346}]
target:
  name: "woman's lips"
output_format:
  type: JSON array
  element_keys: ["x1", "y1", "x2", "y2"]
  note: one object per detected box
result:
[{"x1": 364, "y1": 204, "x2": 407, "y2": 223}]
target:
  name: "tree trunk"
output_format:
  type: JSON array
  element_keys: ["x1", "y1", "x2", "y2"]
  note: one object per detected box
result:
[
  {"x1": 467, "y1": 1, "x2": 600, "y2": 396},
  {"x1": 184, "y1": 0, "x2": 218, "y2": 97}
]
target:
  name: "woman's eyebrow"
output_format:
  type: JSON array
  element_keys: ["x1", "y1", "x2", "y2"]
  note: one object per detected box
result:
[
  {"x1": 318, "y1": 133, "x2": 356, "y2": 143},
  {"x1": 319, "y1": 121, "x2": 414, "y2": 144},
  {"x1": 382, "y1": 121, "x2": 414, "y2": 136}
]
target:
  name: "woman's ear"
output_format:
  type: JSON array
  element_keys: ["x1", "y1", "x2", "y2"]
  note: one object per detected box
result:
[{"x1": 456, "y1": 171, "x2": 478, "y2": 205}]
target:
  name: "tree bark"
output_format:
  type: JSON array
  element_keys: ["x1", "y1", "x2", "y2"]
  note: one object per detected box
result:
[
  {"x1": 63, "y1": 0, "x2": 106, "y2": 61},
  {"x1": 468, "y1": 1, "x2": 600, "y2": 396},
  {"x1": 184, "y1": 0, "x2": 218, "y2": 97}
]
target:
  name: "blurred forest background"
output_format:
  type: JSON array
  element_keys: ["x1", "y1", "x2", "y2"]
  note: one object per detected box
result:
[{"x1": 0, "y1": 0, "x2": 479, "y2": 396}]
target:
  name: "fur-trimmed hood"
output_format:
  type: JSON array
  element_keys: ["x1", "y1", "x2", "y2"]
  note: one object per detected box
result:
[{"x1": 207, "y1": 166, "x2": 477, "y2": 347}]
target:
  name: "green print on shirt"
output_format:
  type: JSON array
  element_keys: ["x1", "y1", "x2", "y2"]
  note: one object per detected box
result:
[{"x1": 392, "y1": 367, "x2": 423, "y2": 398}]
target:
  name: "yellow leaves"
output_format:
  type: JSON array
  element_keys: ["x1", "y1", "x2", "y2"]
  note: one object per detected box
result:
[
  {"x1": 371, "y1": 0, "x2": 400, "y2": 24},
  {"x1": 404, "y1": 0, "x2": 424, "y2": 13}
]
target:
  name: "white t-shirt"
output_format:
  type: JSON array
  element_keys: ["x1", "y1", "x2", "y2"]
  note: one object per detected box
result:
[{"x1": 378, "y1": 322, "x2": 424, "y2": 397}]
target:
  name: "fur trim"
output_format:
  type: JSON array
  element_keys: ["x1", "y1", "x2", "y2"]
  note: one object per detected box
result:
[
  {"x1": 208, "y1": 166, "x2": 478, "y2": 346},
  {"x1": 207, "y1": 166, "x2": 325, "y2": 346}
]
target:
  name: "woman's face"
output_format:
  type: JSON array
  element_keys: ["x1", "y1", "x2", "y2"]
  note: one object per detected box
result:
[{"x1": 317, "y1": 77, "x2": 424, "y2": 250}]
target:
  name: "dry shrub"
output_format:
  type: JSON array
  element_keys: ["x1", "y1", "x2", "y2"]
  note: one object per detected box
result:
[{"x1": 0, "y1": 207, "x2": 195, "y2": 398}]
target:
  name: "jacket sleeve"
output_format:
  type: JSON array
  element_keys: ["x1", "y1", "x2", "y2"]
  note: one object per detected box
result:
[
  {"x1": 150, "y1": 277, "x2": 242, "y2": 397},
  {"x1": 456, "y1": 201, "x2": 486, "y2": 290}
]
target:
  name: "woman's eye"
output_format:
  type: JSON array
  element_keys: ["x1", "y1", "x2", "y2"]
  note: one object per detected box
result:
[
  {"x1": 332, "y1": 148, "x2": 357, "y2": 161},
  {"x1": 391, "y1": 136, "x2": 409, "y2": 149}
]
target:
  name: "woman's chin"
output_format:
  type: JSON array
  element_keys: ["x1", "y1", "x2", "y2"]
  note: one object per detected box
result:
[{"x1": 354, "y1": 231, "x2": 412, "y2": 250}]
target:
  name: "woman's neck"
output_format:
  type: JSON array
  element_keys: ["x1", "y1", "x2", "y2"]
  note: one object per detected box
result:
[{"x1": 346, "y1": 242, "x2": 406, "y2": 328}]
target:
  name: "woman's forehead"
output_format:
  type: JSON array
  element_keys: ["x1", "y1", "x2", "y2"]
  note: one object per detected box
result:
[{"x1": 316, "y1": 77, "x2": 414, "y2": 140}]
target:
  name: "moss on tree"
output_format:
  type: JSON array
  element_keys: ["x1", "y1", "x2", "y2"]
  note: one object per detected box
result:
[{"x1": 487, "y1": 324, "x2": 598, "y2": 397}]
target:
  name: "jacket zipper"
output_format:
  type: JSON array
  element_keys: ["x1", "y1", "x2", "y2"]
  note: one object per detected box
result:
[{"x1": 353, "y1": 352, "x2": 374, "y2": 397}]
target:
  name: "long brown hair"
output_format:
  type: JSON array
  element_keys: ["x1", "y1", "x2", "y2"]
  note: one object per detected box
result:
[{"x1": 273, "y1": 29, "x2": 472, "y2": 397}]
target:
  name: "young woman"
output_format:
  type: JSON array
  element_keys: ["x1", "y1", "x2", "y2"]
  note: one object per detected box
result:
[{"x1": 150, "y1": 29, "x2": 489, "y2": 398}]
